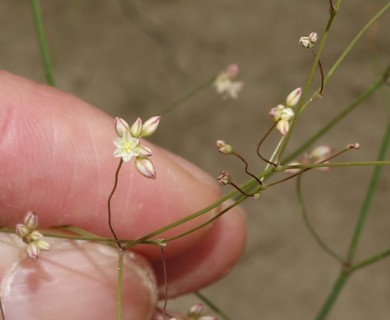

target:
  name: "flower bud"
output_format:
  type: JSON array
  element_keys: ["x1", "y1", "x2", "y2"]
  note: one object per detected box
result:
[
  {"x1": 16, "y1": 224, "x2": 30, "y2": 239},
  {"x1": 26, "y1": 242, "x2": 40, "y2": 261},
  {"x1": 216, "y1": 140, "x2": 233, "y2": 155},
  {"x1": 141, "y1": 116, "x2": 161, "y2": 137},
  {"x1": 226, "y1": 64, "x2": 239, "y2": 79},
  {"x1": 139, "y1": 145, "x2": 152, "y2": 158},
  {"x1": 23, "y1": 210, "x2": 39, "y2": 230},
  {"x1": 115, "y1": 117, "x2": 130, "y2": 137},
  {"x1": 299, "y1": 36, "x2": 311, "y2": 48},
  {"x1": 269, "y1": 104, "x2": 284, "y2": 122},
  {"x1": 276, "y1": 119, "x2": 290, "y2": 136},
  {"x1": 35, "y1": 239, "x2": 51, "y2": 251},
  {"x1": 135, "y1": 158, "x2": 156, "y2": 179},
  {"x1": 309, "y1": 32, "x2": 318, "y2": 43},
  {"x1": 29, "y1": 230, "x2": 44, "y2": 241},
  {"x1": 284, "y1": 161, "x2": 302, "y2": 174},
  {"x1": 217, "y1": 170, "x2": 231, "y2": 185},
  {"x1": 286, "y1": 87, "x2": 302, "y2": 107},
  {"x1": 130, "y1": 117, "x2": 143, "y2": 138}
]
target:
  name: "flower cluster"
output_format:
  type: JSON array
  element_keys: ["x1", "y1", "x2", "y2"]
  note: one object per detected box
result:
[
  {"x1": 214, "y1": 64, "x2": 243, "y2": 99},
  {"x1": 299, "y1": 32, "x2": 318, "y2": 49},
  {"x1": 15, "y1": 211, "x2": 50, "y2": 261},
  {"x1": 113, "y1": 116, "x2": 161, "y2": 179},
  {"x1": 269, "y1": 87, "x2": 302, "y2": 135},
  {"x1": 169, "y1": 304, "x2": 216, "y2": 320},
  {"x1": 286, "y1": 145, "x2": 332, "y2": 174}
]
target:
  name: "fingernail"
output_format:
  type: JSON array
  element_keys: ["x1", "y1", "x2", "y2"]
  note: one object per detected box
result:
[{"x1": 1, "y1": 241, "x2": 157, "y2": 319}]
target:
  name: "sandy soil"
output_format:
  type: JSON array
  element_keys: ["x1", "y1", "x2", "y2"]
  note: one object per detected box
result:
[{"x1": 1, "y1": 1, "x2": 390, "y2": 319}]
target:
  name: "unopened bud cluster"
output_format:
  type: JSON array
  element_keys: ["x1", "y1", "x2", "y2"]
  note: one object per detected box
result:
[
  {"x1": 269, "y1": 87, "x2": 302, "y2": 135},
  {"x1": 299, "y1": 32, "x2": 318, "y2": 49},
  {"x1": 114, "y1": 116, "x2": 161, "y2": 179},
  {"x1": 214, "y1": 64, "x2": 243, "y2": 99},
  {"x1": 15, "y1": 211, "x2": 50, "y2": 261}
]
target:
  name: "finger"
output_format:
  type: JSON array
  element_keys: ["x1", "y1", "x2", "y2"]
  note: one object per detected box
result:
[
  {"x1": 0, "y1": 71, "x2": 222, "y2": 260},
  {"x1": 0, "y1": 233, "x2": 157, "y2": 320}
]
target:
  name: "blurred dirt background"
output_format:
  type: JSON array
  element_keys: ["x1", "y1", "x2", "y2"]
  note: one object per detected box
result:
[{"x1": 1, "y1": 1, "x2": 390, "y2": 319}]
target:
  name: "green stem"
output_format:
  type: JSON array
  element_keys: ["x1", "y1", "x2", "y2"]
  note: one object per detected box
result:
[
  {"x1": 296, "y1": 176, "x2": 344, "y2": 263},
  {"x1": 31, "y1": 0, "x2": 56, "y2": 86},
  {"x1": 117, "y1": 250, "x2": 124, "y2": 320},
  {"x1": 160, "y1": 77, "x2": 215, "y2": 115},
  {"x1": 323, "y1": 2, "x2": 390, "y2": 88},
  {"x1": 194, "y1": 291, "x2": 231, "y2": 320},
  {"x1": 347, "y1": 121, "x2": 390, "y2": 263},
  {"x1": 315, "y1": 272, "x2": 349, "y2": 320},
  {"x1": 283, "y1": 67, "x2": 389, "y2": 163},
  {"x1": 351, "y1": 249, "x2": 390, "y2": 272},
  {"x1": 277, "y1": 0, "x2": 342, "y2": 162},
  {"x1": 281, "y1": 160, "x2": 390, "y2": 170}
]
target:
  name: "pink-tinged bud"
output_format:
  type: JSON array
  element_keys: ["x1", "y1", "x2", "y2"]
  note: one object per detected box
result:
[
  {"x1": 276, "y1": 119, "x2": 290, "y2": 136},
  {"x1": 139, "y1": 145, "x2": 152, "y2": 157},
  {"x1": 135, "y1": 158, "x2": 156, "y2": 179},
  {"x1": 115, "y1": 117, "x2": 130, "y2": 137},
  {"x1": 269, "y1": 104, "x2": 284, "y2": 121},
  {"x1": 216, "y1": 140, "x2": 233, "y2": 155},
  {"x1": 141, "y1": 116, "x2": 161, "y2": 137},
  {"x1": 217, "y1": 170, "x2": 231, "y2": 185},
  {"x1": 309, "y1": 32, "x2": 318, "y2": 43},
  {"x1": 227, "y1": 64, "x2": 239, "y2": 79},
  {"x1": 16, "y1": 224, "x2": 30, "y2": 239},
  {"x1": 23, "y1": 210, "x2": 38, "y2": 230},
  {"x1": 130, "y1": 117, "x2": 143, "y2": 138},
  {"x1": 309, "y1": 145, "x2": 332, "y2": 161},
  {"x1": 26, "y1": 242, "x2": 40, "y2": 261},
  {"x1": 286, "y1": 87, "x2": 302, "y2": 107}
]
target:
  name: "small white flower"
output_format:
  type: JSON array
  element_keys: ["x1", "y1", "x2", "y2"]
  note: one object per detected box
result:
[
  {"x1": 113, "y1": 131, "x2": 141, "y2": 162},
  {"x1": 214, "y1": 64, "x2": 243, "y2": 99},
  {"x1": 113, "y1": 116, "x2": 161, "y2": 178}
]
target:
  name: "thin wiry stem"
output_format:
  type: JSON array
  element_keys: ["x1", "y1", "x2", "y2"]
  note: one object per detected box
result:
[
  {"x1": 296, "y1": 176, "x2": 344, "y2": 263},
  {"x1": 160, "y1": 245, "x2": 168, "y2": 319},
  {"x1": 310, "y1": 49, "x2": 324, "y2": 95},
  {"x1": 232, "y1": 151, "x2": 263, "y2": 185},
  {"x1": 108, "y1": 159, "x2": 124, "y2": 249},
  {"x1": 256, "y1": 122, "x2": 278, "y2": 166}
]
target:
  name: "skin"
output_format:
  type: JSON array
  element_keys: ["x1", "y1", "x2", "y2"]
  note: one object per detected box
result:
[{"x1": 0, "y1": 71, "x2": 246, "y2": 319}]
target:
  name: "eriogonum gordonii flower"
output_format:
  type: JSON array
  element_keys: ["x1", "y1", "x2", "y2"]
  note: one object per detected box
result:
[
  {"x1": 15, "y1": 211, "x2": 50, "y2": 261},
  {"x1": 113, "y1": 116, "x2": 161, "y2": 179},
  {"x1": 214, "y1": 64, "x2": 243, "y2": 99}
]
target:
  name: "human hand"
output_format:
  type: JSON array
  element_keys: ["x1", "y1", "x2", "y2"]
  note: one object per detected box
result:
[{"x1": 0, "y1": 72, "x2": 246, "y2": 319}]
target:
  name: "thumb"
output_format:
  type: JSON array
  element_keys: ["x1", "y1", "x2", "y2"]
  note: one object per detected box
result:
[{"x1": 0, "y1": 233, "x2": 157, "y2": 320}]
